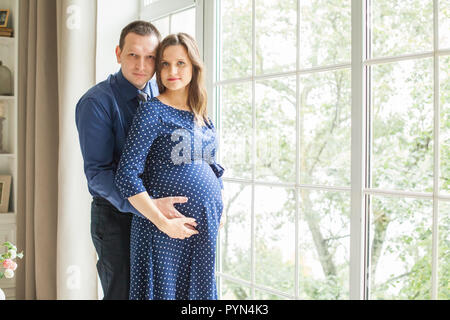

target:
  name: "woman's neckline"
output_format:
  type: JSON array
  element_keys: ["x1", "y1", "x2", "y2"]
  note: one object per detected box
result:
[{"x1": 154, "y1": 97, "x2": 194, "y2": 115}]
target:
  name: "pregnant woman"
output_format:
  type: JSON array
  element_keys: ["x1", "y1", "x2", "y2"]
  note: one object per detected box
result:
[{"x1": 115, "y1": 33, "x2": 224, "y2": 300}]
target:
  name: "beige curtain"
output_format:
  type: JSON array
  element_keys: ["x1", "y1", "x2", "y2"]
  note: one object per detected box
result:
[
  {"x1": 16, "y1": 0, "x2": 59, "y2": 299},
  {"x1": 16, "y1": 0, "x2": 98, "y2": 300},
  {"x1": 15, "y1": 0, "x2": 145, "y2": 300}
]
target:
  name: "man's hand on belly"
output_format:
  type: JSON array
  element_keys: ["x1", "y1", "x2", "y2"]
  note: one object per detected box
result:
[{"x1": 153, "y1": 196, "x2": 188, "y2": 219}]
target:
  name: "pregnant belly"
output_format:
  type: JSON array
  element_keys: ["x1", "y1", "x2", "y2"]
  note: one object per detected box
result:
[
  {"x1": 145, "y1": 162, "x2": 224, "y2": 233},
  {"x1": 146, "y1": 162, "x2": 223, "y2": 208}
]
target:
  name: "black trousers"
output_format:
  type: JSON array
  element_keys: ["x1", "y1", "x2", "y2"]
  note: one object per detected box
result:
[{"x1": 91, "y1": 197, "x2": 132, "y2": 300}]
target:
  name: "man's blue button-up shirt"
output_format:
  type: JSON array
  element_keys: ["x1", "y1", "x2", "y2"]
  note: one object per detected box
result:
[{"x1": 75, "y1": 69, "x2": 158, "y2": 217}]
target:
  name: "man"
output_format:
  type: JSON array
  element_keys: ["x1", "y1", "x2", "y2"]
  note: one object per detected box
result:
[{"x1": 76, "y1": 21, "x2": 188, "y2": 300}]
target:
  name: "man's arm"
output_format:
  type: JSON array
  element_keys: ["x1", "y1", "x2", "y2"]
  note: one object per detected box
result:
[{"x1": 75, "y1": 97, "x2": 144, "y2": 217}]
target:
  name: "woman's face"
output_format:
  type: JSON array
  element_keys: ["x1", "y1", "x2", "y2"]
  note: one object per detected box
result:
[{"x1": 160, "y1": 45, "x2": 193, "y2": 93}]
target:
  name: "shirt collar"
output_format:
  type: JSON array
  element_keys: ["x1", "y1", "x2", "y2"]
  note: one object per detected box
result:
[{"x1": 115, "y1": 69, "x2": 152, "y2": 102}]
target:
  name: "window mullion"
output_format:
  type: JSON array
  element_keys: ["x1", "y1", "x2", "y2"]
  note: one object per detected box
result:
[
  {"x1": 294, "y1": 0, "x2": 301, "y2": 300},
  {"x1": 251, "y1": 0, "x2": 256, "y2": 300},
  {"x1": 431, "y1": 0, "x2": 440, "y2": 301},
  {"x1": 350, "y1": 0, "x2": 367, "y2": 300}
]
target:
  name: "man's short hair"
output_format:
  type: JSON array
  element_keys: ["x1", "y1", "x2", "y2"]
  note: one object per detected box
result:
[{"x1": 119, "y1": 20, "x2": 161, "y2": 50}]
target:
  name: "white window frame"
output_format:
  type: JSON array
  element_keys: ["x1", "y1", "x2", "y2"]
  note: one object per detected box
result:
[
  {"x1": 140, "y1": 0, "x2": 203, "y2": 54},
  {"x1": 140, "y1": 0, "x2": 207, "y2": 112},
  {"x1": 141, "y1": 0, "x2": 195, "y2": 21},
  {"x1": 205, "y1": 0, "x2": 450, "y2": 300},
  {"x1": 360, "y1": 0, "x2": 450, "y2": 300}
]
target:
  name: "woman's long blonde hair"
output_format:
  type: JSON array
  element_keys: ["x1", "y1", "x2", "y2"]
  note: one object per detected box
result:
[{"x1": 156, "y1": 33, "x2": 209, "y2": 126}]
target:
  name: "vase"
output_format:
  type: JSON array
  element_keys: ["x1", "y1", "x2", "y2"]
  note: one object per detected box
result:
[
  {"x1": 0, "y1": 287, "x2": 5, "y2": 300},
  {"x1": 0, "y1": 61, "x2": 13, "y2": 96}
]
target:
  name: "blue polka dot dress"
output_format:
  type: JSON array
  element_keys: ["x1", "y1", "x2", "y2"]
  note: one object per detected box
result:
[{"x1": 115, "y1": 97, "x2": 224, "y2": 300}]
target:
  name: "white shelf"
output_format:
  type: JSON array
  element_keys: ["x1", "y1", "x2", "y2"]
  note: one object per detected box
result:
[
  {"x1": 0, "y1": 96, "x2": 14, "y2": 100},
  {"x1": 0, "y1": 212, "x2": 15, "y2": 223},
  {"x1": 0, "y1": 37, "x2": 14, "y2": 46},
  {"x1": 0, "y1": 153, "x2": 15, "y2": 158}
]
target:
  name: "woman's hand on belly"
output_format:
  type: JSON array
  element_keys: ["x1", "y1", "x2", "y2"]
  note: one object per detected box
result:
[
  {"x1": 128, "y1": 192, "x2": 198, "y2": 240},
  {"x1": 153, "y1": 196, "x2": 188, "y2": 219},
  {"x1": 160, "y1": 217, "x2": 199, "y2": 239}
]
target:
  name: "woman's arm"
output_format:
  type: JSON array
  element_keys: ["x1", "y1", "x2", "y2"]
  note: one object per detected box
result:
[{"x1": 115, "y1": 102, "x2": 198, "y2": 239}]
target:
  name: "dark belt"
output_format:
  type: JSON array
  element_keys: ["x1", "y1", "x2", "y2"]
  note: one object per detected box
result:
[
  {"x1": 92, "y1": 197, "x2": 133, "y2": 216},
  {"x1": 92, "y1": 196, "x2": 113, "y2": 206}
]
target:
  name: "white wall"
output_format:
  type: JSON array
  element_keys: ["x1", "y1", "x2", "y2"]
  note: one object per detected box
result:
[
  {"x1": 57, "y1": 0, "x2": 99, "y2": 300},
  {"x1": 95, "y1": 0, "x2": 140, "y2": 83}
]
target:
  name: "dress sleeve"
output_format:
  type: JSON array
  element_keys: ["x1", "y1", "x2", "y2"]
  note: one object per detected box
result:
[
  {"x1": 207, "y1": 117, "x2": 225, "y2": 189},
  {"x1": 115, "y1": 102, "x2": 161, "y2": 198},
  {"x1": 210, "y1": 163, "x2": 225, "y2": 189}
]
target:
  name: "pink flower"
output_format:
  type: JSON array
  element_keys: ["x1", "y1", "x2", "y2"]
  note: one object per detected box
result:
[{"x1": 2, "y1": 259, "x2": 17, "y2": 270}]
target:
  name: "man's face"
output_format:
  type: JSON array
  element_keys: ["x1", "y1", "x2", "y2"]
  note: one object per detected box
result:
[{"x1": 115, "y1": 32, "x2": 159, "y2": 90}]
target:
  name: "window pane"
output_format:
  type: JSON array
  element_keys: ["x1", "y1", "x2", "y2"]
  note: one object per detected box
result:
[
  {"x1": 371, "y1": 58, "x2": 434, "y2": 192},
  {"x1": 299, "y1": 0, "x2": 351, "y2": 68},
  {"x1": 254, "y1": 290, "x2": 289, "y2": 300},
  {"x1": 152, "y1": 17, "x2": 169, "y2": 38},
  {"x1": 438, "y1": 201, "x2": 450, "y2": 300},
  {"x1": 171, "y1": 8, "x2": 196, "y2": 39},
  {"x1": 440, "y1": 0, "x2": 450, "y2": 49},
  {"x1": 144, "y1": 0, "x2": 163, "y2": 5},
  {"x1": 440, "y1": 56, "x2": 450, "y2": 194},
  {"x1": 255, "y1": 0, "x2": 296, "y2": 75},
  {"x1": 371, "y1": 0, "x2": 433, "y2": 57},
  {"x1": 220, "y1": 0, "x2": 252, "y2": 80},
  {"x1": 220, "y1": 278, "x2": 252, "y2": 300},
  {"x1": 299, "y1": 69, "x2": 351, "y2": 187},
  {"x1": 298, "y1": 190, "x2": 350, "y2": 299},
  {"x1": 255, "y1": 77, "x2": 296, "y2": 183},
  {"x1": 219, "y1": 83, "x2": 252, "y2": 179},
  {"x1": 369, "y1": 197, "x2": 432, "y2": 300},
  {"x1": 255, "y1": 186, "x2": 295, "y2": 295},
  {"x1": 220, "y1": 182, "x2": 252, "y2": 281}
]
